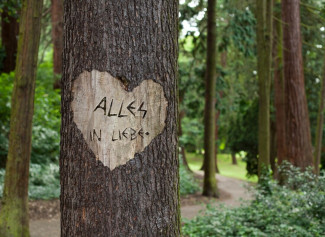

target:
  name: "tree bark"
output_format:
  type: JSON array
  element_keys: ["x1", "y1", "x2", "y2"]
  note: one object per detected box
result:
[
  {"x1": 61, "y1": 1, "x2": 180, "y2": 236},
  {"x1": 51, "y1": 0, "x2": 63, "y2": 89},
  {"x1": 314, "y1": 51, "x2": 325, "y2": 175},
  {"x1": 214, "y1": 110, "x2": 220, "y2": 173},
  {"x1": 282, "y1": 0, "x2": 313, "y2": 169},
  {"x1": 1, "y1": 8, "x2": 19, "y2": 73},
  {"x1": 273, "y1": 0, "x2": 286, "y2": 173},
  {"x1": 203, "y1": 0, "x2": 218, "y2": 197},
  {"x1": 256, "y1": 0, "x2": 273, "y2": 177},
  {"x1": 231, "y1": 152, "x2": 237, "y2": 165},
  {"x1": 0, "y1": 0, "x2": 43, "y2": 236}
]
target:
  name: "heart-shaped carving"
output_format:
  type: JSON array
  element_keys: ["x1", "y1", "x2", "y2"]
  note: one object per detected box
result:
[{"x1": 72, "y1": 70, "x2": 168, "y2": 170}]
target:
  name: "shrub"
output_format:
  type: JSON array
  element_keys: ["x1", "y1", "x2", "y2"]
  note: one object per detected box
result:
[
  {"x1": 0, "y1": 163, "x2": 60, "y2": 200},
  {"x1": 180, "y1": 154, "x2": 201, "y2": 196},
  {"x1": 0, "y1": 61, "x2": 60, "y2": 167},
  {"x1": 183, "y1": 163, "x2": 325, "y2": 236}
]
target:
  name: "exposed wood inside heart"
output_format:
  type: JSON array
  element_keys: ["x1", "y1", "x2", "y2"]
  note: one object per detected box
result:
[{"x1": 71, "y1": 70, "x2": 168, "y2": 170}]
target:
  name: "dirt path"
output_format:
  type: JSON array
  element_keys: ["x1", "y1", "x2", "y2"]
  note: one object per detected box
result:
[
  {"x1": 29, "y1": 173, "x2": 253, "y2": 237},
  {"x1": 180, "y1": 171, "x2": 253, "y2": 219}
]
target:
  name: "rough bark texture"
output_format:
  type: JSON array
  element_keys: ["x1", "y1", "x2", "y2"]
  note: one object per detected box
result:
[
  {"x1": 282, "y1": 0, "x2": 313, "y2": 169},
  {"x1": 0, "y1": 0, "x2": 43, "y2": 236},
  {"x1": 273, "y1": 0, "x2": 286, "y2": 171},
  {"x1": 1, "y1": 8, "x2": 19, "y2": 73},
  {"x1": 256, "y1": 0, "x2": 273, "y2": 177},
  {"x1": 61, "y1": 1, "x2": 180, "y2": 236},
  {"x1": 51, "y1": 0, "x2": 63, "y2": 89},
  {"x1": 314, "y1": 52, "x2": 325, "y2": 174},
  {"x1": 203, "y1": 0, "x2": 218, "y2": 197}
]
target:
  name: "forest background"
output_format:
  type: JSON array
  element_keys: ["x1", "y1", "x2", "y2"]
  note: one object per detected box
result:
[{"x1": 0, "y1": 0, "x2": 325, "y2": 236}]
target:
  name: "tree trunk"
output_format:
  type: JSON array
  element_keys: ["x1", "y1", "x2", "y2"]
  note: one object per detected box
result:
[
  {"x1": 231, "y1": 152, "x2": 237, "y2": 165},
  {"x1": 181, "y1": 146, "x2": 192, "y2": 173},
  {"x1": 61, "y1": 1, "x2": 180, "y2": 236},
  {"x1": 214, "y1": 110, "x2": 220, "y2": 173},
  {"x1": 273, "y1": 0, "x2": 286, "y2": 174},
  {"x1": 179, "y1": 106, "x2": 192, "y2": 173},
  {"x1": 256, "y1": 0, "x2": 273, "y2": 177},
  {"x1": 203, "y1": 0, "x2": 218, "y2": 197},
  {"x1": 282, "y1": 0, "x2": 313, "y2": 169},
  {"x1": 314, "y1": 51, "x2": 325, "y2": 175},
  {"x1": 0, "y1": 1, "x2": 43, "y2": 236},
  {"x1": 1, "y1": 8, "x2": 19, "y2": 73},
  {"x1": 270, "y1": 120, "x2": 277, "y2": 176},
  {"x1": 51, "y1": 0, "x2": 63, "y2": 89}
]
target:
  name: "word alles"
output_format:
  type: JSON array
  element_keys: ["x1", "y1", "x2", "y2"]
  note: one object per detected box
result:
[{"x1": 94, "y1": 97, "x2": 147, "y2": 119}]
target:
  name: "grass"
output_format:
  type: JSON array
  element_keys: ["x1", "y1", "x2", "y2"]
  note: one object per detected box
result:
[{"x1": 186, "y1": 152, "x2": 258, "y2": 183}]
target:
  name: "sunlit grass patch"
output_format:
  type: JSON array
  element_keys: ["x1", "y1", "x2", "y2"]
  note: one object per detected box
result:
[{"x1": 186, "y1": 152, "x2": 257, "y2": 183}]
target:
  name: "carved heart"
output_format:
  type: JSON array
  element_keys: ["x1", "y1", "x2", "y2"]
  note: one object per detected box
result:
[{"x1": 72, "y1": 70, "x2": 168, "y2": 170}]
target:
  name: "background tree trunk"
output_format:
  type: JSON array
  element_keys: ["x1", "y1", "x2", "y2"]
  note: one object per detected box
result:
[
  {"x1": 51, "y1": 0, "x2": 63, "y2": 89},
  {"x1": 203, "y1": 0, "x2": 218, "y2": 197},
  {"x1": 214, "y1": 110, "x2": 220, "y2": 173},
  {"x1": 179, "y1": 105, "x2": 192, "y2": 173},
  {"x1": 231, "y1": 152, "x2": 237, "y2": 165},
  {"x1": 256, "y1": 0, "x2": 273, "y2": 177},
  {"x1": 270, "y1": 121, "x2": 277, "y2": 176},
  {"x1": 61, "y1": 1, "x2": 180, "y2": 236},
  {"x1": 314, "y1": 51, "x2": 325, "y2": 174},
  {"x1": 0, "y1": 0, "x2": 43, "y2": 236},
  {"x1": 273, "y1": 0, "x2": 286, "y2": 175},
  {"x1": 282, "y1": 0, "x2": 313, "y2": 169},
  {"x1": 1, "y1": 8, "x2": 19, "y2": 73}
]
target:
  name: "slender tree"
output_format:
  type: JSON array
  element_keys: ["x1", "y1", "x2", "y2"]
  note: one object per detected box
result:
[
  {"x1": 273, "y1": 0, "x2": 286, "y2": 175},
  {"x1": 203, "y1": 0, "x2": 218, "y2": 197},
  {"x1": 0, "y1": 0, "x2": 43, "y2": 236},
  {"x1": 214, "y1": 109, "x2": 220, "y2": 173},
  {"x1": 51, "y1": 0, "x2": 63, "y2": 89},
  {"x1": 179, "y1": 96, "x2": 192, "y2": 173},
  {"x1": 61, "y1": 1, "x2": 180, "y2": 236},
  {"x1": 281, "y1": 0, "x2": 313, "y2": 169},
  {"x1": 256, "y1": 0, "x2": 273, "y2": 177},
  {"x1": 1, "y1": 5, "x2": 19, "y2": 73},
  {"x1": 231, "y1": 152, "x2": 237, "y2": 165},
  {"x1": 314, "y1": 52, "x2": 325, "y2": 174}
]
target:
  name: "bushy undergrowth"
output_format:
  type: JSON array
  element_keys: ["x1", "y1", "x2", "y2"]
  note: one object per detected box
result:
[
  {"x1": 180, "y1": 155, "x2": 201, "y2": 196},
  {"x1": 183, "y1": 163, "x2": 325, "y2": 237},
  {"x1": 0, "y1": 163, "x2": 60, "y2": 200},
  {"x1": 0, "y1": 152, "x2": 199, "y2": 200},
  {"x1": 0, "y1": 61, "x2": 60, "y2": 168},
  {"x1": 0, "y1": 60, "x2": 61, "y2": 199}
]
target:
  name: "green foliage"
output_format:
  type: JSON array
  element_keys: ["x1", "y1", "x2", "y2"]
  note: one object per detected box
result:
[
  {"x1": 0, "y1": 60, "x2": 60, "y2": 199},
  {"x1": 0, "y1": 61, "x2": 60, "y2": 167},
  {"x1": 183, "y1": 163, "x2": 325, "y2": 236},
  {"x1": 0, "y1": 164, "x2": 60, "y2": 200},
  {"x1": 28, "y1": 163, "x2": 60, "y2": 199},
  {"x1": 0, "y1": 0, "x2": 21, "y2": 19},
  {"x1": 227, "y1": 100, "x2": 258, "y2": 176},
  {"x1": 0, "y1": 72, "x2": 14, "y2": 168},
  {"x1": 180, "y1": 155, "x2": 201, "y2": 196},
  {"x1": 180, "y1": 117, "x2": 204, "y2": 153},
  {"x1": 31, "y1": 62, "x2": 60, "y2": 165},
  {"x1": 226, "y1": 8, "x2": 256, "y2": 56}
]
